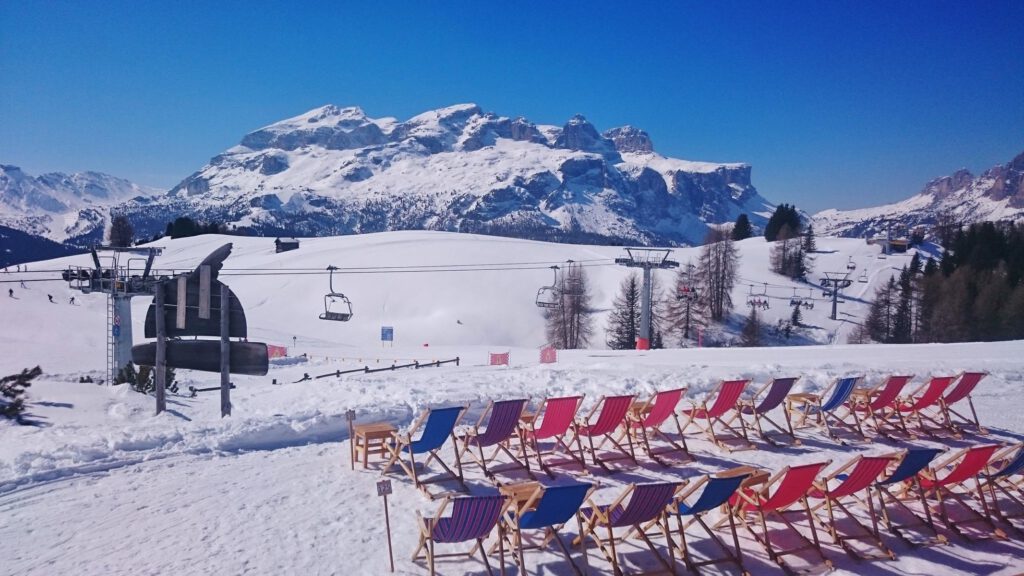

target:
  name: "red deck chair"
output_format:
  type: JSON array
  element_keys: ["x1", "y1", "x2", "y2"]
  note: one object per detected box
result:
[
  {"x1": 724, "y1": 461, "x2": 832, "y2": 573},
  {"x1": 940, "y1": 371, "x2": 989, "y2": 435},
  {"x1": 893, "y1": 375, "x2": 958, "y2": 436},
  {"x1": 735, "y1": 377, "x2": 800, "y2": 446},
  {"x1": 520, "y1": 395, "x2": 585, "y2": 477},
  {"x1": 917, "y1": 444, "x2": 1007, "y2": 541},
  {"x1": 567, "y1": 395, "x2": 637, "y2": 472},
  {"x1": 808, "y1": 454, "x2": 900, "y2": 560},
  {"x1": 622, "y1": 387, "x2": 693, "y2": 465},
  {"x1": 679, "y1": 379, "x2": 753, "y2": 451},
  {"x1": 849, "y1": 375, "x2": 915, "y2": 439},
  {"x1": 456, "y1": 399, "x2": 531, "y2": 480}
]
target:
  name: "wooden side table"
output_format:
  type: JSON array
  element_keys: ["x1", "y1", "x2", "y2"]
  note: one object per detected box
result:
[{"x1": 353, "y1": 422, "x2": 397, "y2": 469}]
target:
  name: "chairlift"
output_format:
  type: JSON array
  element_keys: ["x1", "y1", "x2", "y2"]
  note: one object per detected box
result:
[
  {"x1": 846, "y1": 257, "x2": 856, "y2": 271},
  {"x1": 535, "y1": 266, "x2": 560, "y2": 308},
  {"x1": 858, "y1": 269, "x2": 869, "y2": 283},
  {"x1": 319, "y1": 265, "x2": 353, "y2": 322}
]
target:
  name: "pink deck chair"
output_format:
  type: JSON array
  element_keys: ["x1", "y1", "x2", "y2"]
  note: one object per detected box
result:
[
  {"x1": 849, "y1": 375, "x2": 915, "y2": 438},
  {"x1": 735, "y1": 377, "x2": 800, "y2": 446},
  {"x1": 568, "y1": 394, "x2": 637, "y2": 472},
  {"x1": 894, "y1": 375, "x2": 958, "y2": 436},
  {"x1": 808, "y1": 454, "x2": 900, "y2": 560},
  {"x1": 940, "y1": 372, "x2": 989, "y2": 435},
  {"x1": 622, "y1": 387, "x2": 693, "y2": 465},
  {"x1": 679, "y1": 379, "x2": 753, "y2": 451},
  {"x1": 520, "y1": 395, "x2": 585, "y2": 476},
  {"x1": 725, "y1": 461, "x2": 832, "y2": 573},
  {"x1": 917, "y1": 444, "x2": 1007, "y2": 541}
]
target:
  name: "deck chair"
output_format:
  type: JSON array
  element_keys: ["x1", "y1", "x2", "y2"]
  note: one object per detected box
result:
[
  {"x1": 679, "y1": 379, "x2": 753, "y2": 451},
  {"x1": 568, "y1": 395, "x2": 637, "y2": 472},
  {"x1": 849, "y1": 374, "x2": 915, "y2": 439},
  {"x1": 735, "y1": 377, "x2": 800, "y2": 446},
  {"x1": 457, "y1": 399, "x2": 531, "y2": 480},
  {"x1": 808, "y1": 454, "x2": 899, "y2": 560},
  {"x1": 940, "y1": 372, "x2": 989, "y2": 435},
  {"x1": 579, "y1": 482, "x2": 681, "y2": 576},
  {"x1": 382, "y1": 405, "x2": 467, "y2": 498},
  {"x1": 725, "y1": 461, "x2": 832, "y2": 574},
  {"x1": 412, "y1": 493, "x2": 509, "y2": 576},
  {"x1": 665, "y1": 470, "x2": 752, "y2": 573},
  {"x1": 893, "y1": 375, "x2": 958, "y2": 437},
  {"x1": 501, "y1": 482, "x2": 595, "y2": 576},
  {"x1": 917, "y1": 444, "x2": 1006, "y2": 541},
  {"x1": 520, "y1": 395, "x2": 585, "y2": 477},
  {"x1": 872, "y1": 447, "x2": 947, "y2": 546},
  {"x1": 621, "y1": 387, "x2": 693, "y2": 465},
  {"x1": 786, "y1": 376, "x2": 864, "y2": 443},
  {"x1": 983, "y1": 444, "x2": 1024, "y2": 532}
]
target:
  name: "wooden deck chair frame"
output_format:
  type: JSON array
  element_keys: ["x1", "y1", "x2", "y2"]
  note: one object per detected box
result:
[
  {"x1": 786, "y1": 376, "x2": 865, "y2": 444},
  {"x1": 520, "y1": 395, "x2": 586, "y2": 477},
  {"x1": 679, "y1": 379, "x2": 754, "y2": 452},
  {"x1": 722, "y1": 462, "x2": 833, "y2": 575},
  {"x1": 849, "y1": 374, "x2": 915, "y2": 440},
  {"x1": 940, "y1": 371, "x2": 989, "y2": 435},
  {"x1": 497, "y1": 482, "x2": 596, "y2": 576},
  {"x1": 808, "y1": 454, "x2": 899, "y2": 561},
  {"x1": 892, "y1": 374, "x2": 959, "y2": 438},
  {"x1": 382, "y1": 405, "x2": 468, "y2": 498},
  {"x1": 567, "y1": 394, "x2": 638, "y2": 473},
  {"x1": 578, "y1": 482, "x2": 682, "y2": 576},
  {"x1": 983, "y1": 443, "x2": 1024, "y2": 534},
  {"x1": 621, "y1": 387, "x2": 694, "y2": 465},
  {"x1": 735, "y1": 377, "x2": 800, "y2": 446},
  {"x1": 412, "y1": 494, "x2": 511, "y2": 576},
  {"x1": 456, "y1": 399, "x2": 532, "y2": 481},
  {"x1": 916, "y1": 444, "x2": 1007, "y2": 541},
  {"x1": 872, "y1": 448, "x2": 949, "y2": 547}
]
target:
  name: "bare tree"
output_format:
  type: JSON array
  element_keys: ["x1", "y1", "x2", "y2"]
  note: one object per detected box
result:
[
  {"x1": 109, "y1": 215, "x2": 135, "y2": 247},
  {"x1": 664, "y1": 261, "x2": 706, "y2": 346},
  {"x1": 544, "y1": 263, "x2": 595, "y2": 349},
  {"x1": 698, "y1": 229, "x2": 739, "y2": 321}
]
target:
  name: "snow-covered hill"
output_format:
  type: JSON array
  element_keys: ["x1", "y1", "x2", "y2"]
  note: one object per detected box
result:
[
  {"x1": 813, "y1": 151, "x2": 1024, "y2": 238},
  {"x1": 0, "y1": 164, "x2": 161, "y2": 246},
  {"x1": 117, "y1": 104, "x2": 775, "y2": 245}
]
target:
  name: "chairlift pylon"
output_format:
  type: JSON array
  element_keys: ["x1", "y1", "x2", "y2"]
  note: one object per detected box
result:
[
  {"x1": 535, "y1": 265, "x2": 560, "y2": 308},
  {"x1": 319, "y1": 265, "x2": 353, "y2": 322}
]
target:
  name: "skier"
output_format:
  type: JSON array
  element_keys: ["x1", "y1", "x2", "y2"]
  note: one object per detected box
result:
[
  {"x1": 69, "y1": 296, "x2": 76, "y2": 305},
  {"x1": 20, "y1": 281, "x2": 26, "y2": 288},
  {"x1": 7, "y1": 288, "x2": 12, "y2": 298},
  {"x1": 47, "y1": 294, "x2": 54, "y2": 303}
]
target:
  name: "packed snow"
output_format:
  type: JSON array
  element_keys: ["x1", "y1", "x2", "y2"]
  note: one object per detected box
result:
[{"x1": 1, "y1": 231, "x2": 1022, "y2": 575}]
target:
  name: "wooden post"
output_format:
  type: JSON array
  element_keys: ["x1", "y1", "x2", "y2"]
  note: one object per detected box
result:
[
  {"x1": 155, "y1": 281, "x2": 167, "y2": 415},
  {"x1": 220, "y1": 282, "x2": 231, "y2": 417},
  {"x1": 377, "y1": 479, "x2": 395, "y2": 572},
  {"x1": 176, "y1": 275, "x2": 187, "y2": 329},
  {"x1": 346, "y1": 409, "x2": 357, "y2": 470},
  {"x1": 198, "y1": 265, "x2": 211, "y2": 319}
]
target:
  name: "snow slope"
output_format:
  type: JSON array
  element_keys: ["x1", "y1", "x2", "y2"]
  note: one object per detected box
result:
[{"x1": 1, "y1": 231, "x2": 1021, "y2": 575}]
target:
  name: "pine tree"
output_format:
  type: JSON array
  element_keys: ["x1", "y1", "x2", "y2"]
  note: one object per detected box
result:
[
  {"x1": 731, "y1": 214, "x2": 753, "y2": 241},
  {"x1": 764, "y1": 204, "x2": 802, "y2": 241},
  {"x1": 740, "y1": 307, "x2": 762, "y2": 347},
  {"x1": 892, "y1": 266, "x2": 914, "y2": 343},
  {"x1": 606, "y1": 273, "x2": 641, "y2": 349},
  {"x1": 802, "y1": 223, "x2": 817, "y2": 253},
  {"x1": 790, "y1": 303, "x2": 802, "y2": 327},
  {"x1": 109, "y1": 215, "x2": 134, "y2": 247},
  {"x1": 866, "y1": 277, "x2": 896, "y2": 342},
  {"x1": 1, "y1": 366, "x2": 41, "y2": 423}
]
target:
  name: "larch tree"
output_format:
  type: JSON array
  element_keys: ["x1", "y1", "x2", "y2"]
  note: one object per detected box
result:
[{"x1": 698, "y1": 229, "x2": 739, "y2": 321}]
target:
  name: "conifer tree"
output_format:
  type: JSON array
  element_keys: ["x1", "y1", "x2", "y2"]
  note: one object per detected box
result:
[
  {"x1": 731, "y1": 214, "x2": 753, "y2": 241},
  {"x1": 606, "y1": 273, "x2": 641, "y2": 349},
  {"x1": 740, "y1": 307, "x2": 762, "y2": 347},
  {"x1": 1, "y1": 366, "x2": 41, "y2": 423}
]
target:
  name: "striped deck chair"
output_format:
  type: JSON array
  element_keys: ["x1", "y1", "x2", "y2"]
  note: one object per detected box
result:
[
  {"x1": 983, "y1": 443, "x2": 1024, "y2": 534},
  {"x1": 520, "y1": 395, "x2": 585, "y2": 477},
  {"x1": 579, "y1": 482, "x2": 681, "y2": 576},
  {"x1": 735, "y1": 377, "x2": 800, "y2": 446},
  {"x1": 892, "y1": 375, "x2": 958, "y2": 437},
  {"x1": 568, "y1": 395, "x2": 637, "y2": 472},
  {"x1": 457, "y1": 399, "x2": 531, "y2": 480},
  {"x1": 500, "y1": 482, "x2": 595, "y2": 576},
  {"x1": 808, "y1": 454, "x2": 899, "y2": 560},
  {"x1": 725, "y1": 461, "x2": 833, "y2": 574},
  {"x1": 849, "y1": 375, "x2": 915, "y2": 439},
  {"x1": 412, "y1": 493, "x2": 509, "y2": 576},
  {"x1": 940, "y1": 371, "x2": 989, "y2": 435},
  {"x1": 679, "y1": 379, "x2": 753, "y2": 451},
  {"x1": 622, "y1": 387, "x2": 693, "y2": 465},
  {"x1": 917, "y1": 444, "x2": 1006, "y2": 541},
  {"x1": 382, "y1": 405, "x2": 467, "y2": 498},
  {"x1": 786, "y1": 376, "x2": 864, "y2": 443},
  {"x1": 873, "y1": 447, "x2": 947, "y2": 547},
  {"x1": 665, "y1": 470, "x2": 751, "y2": 573}
]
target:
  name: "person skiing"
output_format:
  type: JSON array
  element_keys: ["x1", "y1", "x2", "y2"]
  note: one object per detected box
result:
[
  {"x1": 47, "y1": 294, "x2": 54, "y2": 303},
  {"x1": 69, "y1": 296, "x2": 76, "y2": 305},
  {"x1": 7, "y1": 288, "x2": 12, "y2": 298}
]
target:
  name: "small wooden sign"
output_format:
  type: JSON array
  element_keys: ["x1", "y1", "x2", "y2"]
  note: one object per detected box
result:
[{"x1": 376, "y1": 479, "x2": 393, "y2": 497}]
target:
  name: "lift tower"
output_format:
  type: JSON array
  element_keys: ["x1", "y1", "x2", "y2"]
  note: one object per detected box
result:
[{"x1": 615, "y1": 248, "x2": 679, "y2": 350}]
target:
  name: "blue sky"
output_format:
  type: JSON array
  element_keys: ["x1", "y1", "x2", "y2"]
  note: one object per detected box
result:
[{"x1": 1, "y1": 1, "x2": 1021, "y2": 212}]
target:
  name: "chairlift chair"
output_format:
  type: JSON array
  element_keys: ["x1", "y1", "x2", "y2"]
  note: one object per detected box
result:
[
  {"x1": 858, "y1": 270, "x2": 869, "y2": 283},
  {"x1": 319, "y1": 265, "x2": 353, "y2": 322},
  {"x1": 535, "y1": 266, "x2": 560, "y2": 309}
]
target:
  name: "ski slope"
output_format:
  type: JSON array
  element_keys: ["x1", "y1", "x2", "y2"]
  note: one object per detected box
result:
[{"x1": 1, "y1": 231, "x2": 1022, "y2": 575}]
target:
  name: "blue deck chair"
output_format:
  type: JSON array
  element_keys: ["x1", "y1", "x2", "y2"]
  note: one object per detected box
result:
[
  {"x1": 413, "y1": 493, "x2": 509, "y2": 575},
  {"x1": 383, "y1": 405, "x2": 468, "y2": 498},
  {"x1": 984, "y1": 444, "x2": 1024, "y2": 533},
  {"x1": 500, "y1": 482, "x2": 594, "y2": 576},
  {"x1": 456, "y1": 399, "x2": 531, "y2": 480},
  {"x1": 786, "y1": 376, "x2": 865, "y2": 442},
  {"x1": 667, "y1": 471, "x2": 751, "y2": 573},
  {"x1": 873, "y1": 447, "x2": 946, "y2": 546}
]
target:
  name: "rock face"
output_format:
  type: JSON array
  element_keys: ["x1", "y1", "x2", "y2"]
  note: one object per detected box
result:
[
  {"x1": 116, "y1": 103, "x2": 774, "y2": 246},
  {"x1": 813, "y1": 151, "x2": 1024, "y2": 238}
]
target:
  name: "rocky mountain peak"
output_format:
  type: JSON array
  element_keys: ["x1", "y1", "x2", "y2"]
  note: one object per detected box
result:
[
  {"x1": 555, "y1": 114, "x2": 615, "y2": 154},
  {"x1": 603, "y1": 126, "x2": 654, "y2": 153},
  {"x1": 921, "y1": 168, "x2": 974, "y2": 201}
]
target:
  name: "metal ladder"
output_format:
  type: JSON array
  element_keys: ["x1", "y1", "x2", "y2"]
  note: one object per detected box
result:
[{"x1": 106, "y1": 294, "x2": 116, "y2": 384}]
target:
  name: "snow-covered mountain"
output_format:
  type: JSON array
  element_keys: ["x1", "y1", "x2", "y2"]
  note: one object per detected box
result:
[
  {"x1": 118, "y1": 104, "x2": 775, "y2": 245},
  {"x1": 0, "y1": 165, "x2": 161, "y2": 247},
  {"x1": 813, "y1": 151, "x2": 1024, "y2": 238}
]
